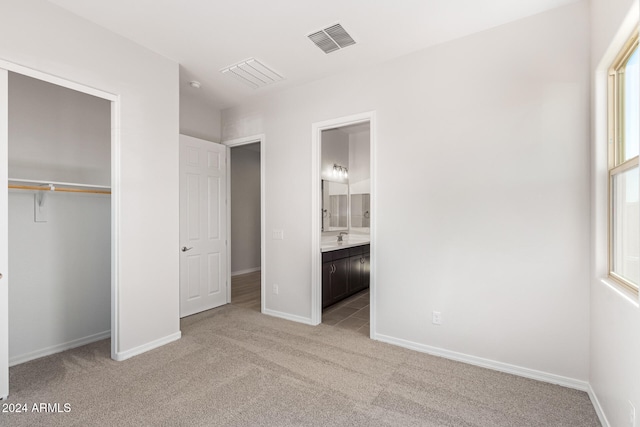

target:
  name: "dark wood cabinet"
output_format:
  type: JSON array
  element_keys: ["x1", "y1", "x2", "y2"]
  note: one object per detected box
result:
[{"x1": 322, "y1": 244, "x2": 370, "y2": 309}]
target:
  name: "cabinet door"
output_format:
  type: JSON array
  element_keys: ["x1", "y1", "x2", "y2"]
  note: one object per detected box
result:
[
  {"x1": 331, "y1": 257, "x2": 350, "y2": 303},
  {"x1": 349, "y1": 255, "x2": 363, "y2": 294},
  {"x1": 362, "y1": 251, "x2": 370, "y2": 290},
  {"x1": 322, "y1": 261, "x2": 333, "y2": 309}
]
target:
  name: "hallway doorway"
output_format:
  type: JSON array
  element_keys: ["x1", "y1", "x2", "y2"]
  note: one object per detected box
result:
[{"x1": 225, "y1": 136, "x2": 265, "y2": 313}]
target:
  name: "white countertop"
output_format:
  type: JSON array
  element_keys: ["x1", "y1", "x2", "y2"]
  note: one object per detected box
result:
[{"x1": 321, "y1": 236, "x2": 370, "y2": 252}]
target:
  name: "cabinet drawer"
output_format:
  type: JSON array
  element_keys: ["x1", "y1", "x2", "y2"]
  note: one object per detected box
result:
[
  {"x1": 332, "y1": 248, "x2": 350, "y2": 260},
  {"x1": 349, "y1": 246, "x2": 364, "y2": 257}
]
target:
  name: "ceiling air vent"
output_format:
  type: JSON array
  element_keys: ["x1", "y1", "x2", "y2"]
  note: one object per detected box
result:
[
  {"x1": 308, "y1": 23, "x2": 356, "y2": 54},
  {"x1": 220, "y1": 58, "x2": 284, "y2": 89}
]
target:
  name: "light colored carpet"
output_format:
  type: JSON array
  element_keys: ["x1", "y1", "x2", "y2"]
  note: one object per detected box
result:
[{"x1": 3, "y1": 304, "x2": 600, "y2": 426}]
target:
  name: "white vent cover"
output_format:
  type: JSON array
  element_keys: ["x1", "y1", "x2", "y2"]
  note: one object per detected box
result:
[
  {"x1": 308, "y1": 24, "x2": 356, "y2": 54},
  {"x1": 220, "y1": 58, "x2": 284, "y2": 89}
]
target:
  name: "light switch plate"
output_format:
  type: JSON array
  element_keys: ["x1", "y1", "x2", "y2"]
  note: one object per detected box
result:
[{"x1": 272, "y1": 230, "x2": 284, "y2": 240}]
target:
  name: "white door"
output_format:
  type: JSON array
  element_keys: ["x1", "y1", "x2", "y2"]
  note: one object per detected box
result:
[
  {"x1": 179, "y1": 135, "x2": 227, "y2": 318},
  {"x1": 0, "y1": 69, "x2": 9, "y2": 399}
]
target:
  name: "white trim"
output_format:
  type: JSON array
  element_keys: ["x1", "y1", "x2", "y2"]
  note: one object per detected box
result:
[
  {"x1": 262, "y1": 308, "x2": 315, "y2": 326},
  {"x1": 114, "y1": 331, "x2": 181, "y2": 362},
  {"x1": 375, "y1": 333, "x2": 590, "y2": 392},
  {"x1": 311, "y1": 111, "x2": 376, "y2": 328},
  {"x1": 111, "y1": 96, "x2": 121, "y2": 360},
  {"x1": 0, "y1": 59, "x2": 117, "y2": 102},
  {"x1": 8, "y1": 178, "x2": 110, "y2": 189},
  {"x1": 9, "y1": 331, "x2": 111, "y2": 367},
  {"x1": 587, "y1": 384, "x2": 611, "y2": 427},
  {"x1": 223, "y1": 134, "x2": 266, "y2": 313},
  {"x1": 0, "y1": 68, "x2": 8, "y2": 400},
  {"x1": 231, "y1": 267, "x2": 261, "y2": 276}
]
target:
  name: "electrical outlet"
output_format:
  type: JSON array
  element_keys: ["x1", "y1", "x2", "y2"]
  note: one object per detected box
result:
[
  {"x1": 273, "y1": 284, "x2": 279, "y2": 295},
  {"x1": 630, "y1": 401, "x2": 636, "y2": 427},
  {"x1": 432, "y1": 311, "x2": 442, "y2": 325},
  {"x1": 272, "y1": 230, "x2": 284, "y2": 240}
]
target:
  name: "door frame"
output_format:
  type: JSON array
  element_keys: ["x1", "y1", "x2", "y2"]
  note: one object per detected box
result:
[
  {"x1": 0, "y1": 60, "x2": 120, "y2": 399},
  {"x1": 223, "y1": 134, "x2": 266, "y2": 312},
  {"x1": 311, "y1": 112, "x2": 376, "y2": 333}
]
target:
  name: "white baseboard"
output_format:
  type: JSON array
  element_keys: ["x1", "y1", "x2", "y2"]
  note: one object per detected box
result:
[
  {"x1": 231, "y1": 267, "x2": 261, "y2": 276},
  {"x1": 263, "y1": 308, "x2": 315, "y2": 326},
  {"x1": 114, "y1": 331, "x2": 181, "y2": 362},
  {"x1": 374, "y1": 333, "x2": 589, "y2": 392},
  {"x1": 587, "y1": 384, "x2": 610, "y2": 427},
  {"x1": 9, "y1": 330, "x2": 111, "y2": 367}
]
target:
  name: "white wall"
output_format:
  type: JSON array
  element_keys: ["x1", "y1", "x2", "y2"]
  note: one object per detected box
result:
[
  {"x1": 589, "y1": 0, "x2": 640, "y2": 425},
  {"x1": 321, "y1": 129, "x2": 349, "y2": 182},
  {"x1": 8, "y1": 72, "x2": 111, "y2": 184},
  {"x1": 180, "y1": 90, "x2": 222, "y2": 143},
  {"x1": 8, "y1": 72, "x2": 110, "y2": 364},
  {"x1": 0, "y1": 0, "x2": 180, "y2": 359},
  {"x1": 8, "y1": 192, "x2": 110, "y2": 364},
  {"x1": 349, "y1": 129, "x2": 370, "y2": 195},
  {"x1": 230, "y1": 144, "x2": 261, "y2": 274},
  {"x1": 223, "y1": 2, "x2": 591, "y2": 384}
]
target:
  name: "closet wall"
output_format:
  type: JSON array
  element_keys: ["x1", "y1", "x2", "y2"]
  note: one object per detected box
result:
[{"x1": 8, "y1": 72, "x2": 111, "y2": 365}]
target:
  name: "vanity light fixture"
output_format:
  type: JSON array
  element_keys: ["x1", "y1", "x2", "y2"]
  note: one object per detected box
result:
[{"x1": 332, "y1": 163, "x2": 348, "y2": 179}]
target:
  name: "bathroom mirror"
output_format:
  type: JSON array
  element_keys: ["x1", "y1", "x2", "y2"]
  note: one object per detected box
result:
[
  {"x1": 350, "y1": 193, "x2": 370, "y2": 229},
  {"x1": 322, "y1": 180, "x2": 348, "y2": 231}
]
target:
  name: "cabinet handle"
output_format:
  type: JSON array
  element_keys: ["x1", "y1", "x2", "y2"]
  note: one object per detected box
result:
[{"x1": 332, "y1": 264, "x2": 336, "y2": 273}]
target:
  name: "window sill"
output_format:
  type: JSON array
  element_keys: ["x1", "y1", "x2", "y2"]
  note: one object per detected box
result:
[{"x1": 600, "y1": 277, "x2": 640, "y2": 308}]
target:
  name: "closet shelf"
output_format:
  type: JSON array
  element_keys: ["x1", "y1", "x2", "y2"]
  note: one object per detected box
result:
[{"x1": 8, "y1": 178, "x2": 111, "y2": 195}]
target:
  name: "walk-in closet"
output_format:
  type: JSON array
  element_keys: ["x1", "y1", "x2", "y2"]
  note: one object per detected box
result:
[{"x1": 7, "y1": 72, "x2": 111, "y2": 366}]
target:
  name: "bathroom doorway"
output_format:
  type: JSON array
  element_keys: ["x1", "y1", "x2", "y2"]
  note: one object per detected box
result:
[
  {"x1": 311, "y1": 112, "x2": 376, "y2": 336},
  {"x1": 225, "y1": 136, "x2": 265, "y2": 313}
]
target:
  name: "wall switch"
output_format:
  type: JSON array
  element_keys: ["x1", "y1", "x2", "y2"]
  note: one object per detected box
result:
[
  {"x1": 272, "y1": 230, "x2": 284, "y2": 240},
  {"x1": 273, "y1": 284, "x2": 279, "y2": 295},
  {"x1": 432, "y1": 311, "x2": 442, "y2": 325},
  {"x1": 630, "y1": 401, "x2": 636, "y2": 427}
]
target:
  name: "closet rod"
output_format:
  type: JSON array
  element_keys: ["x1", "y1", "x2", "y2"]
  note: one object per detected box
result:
[
  {"x1": 8, "y1": 184, "x2": 111, "y2": 195},
  {"x1": 8, "y1": 178, "x2": 110, "y2": 189}
]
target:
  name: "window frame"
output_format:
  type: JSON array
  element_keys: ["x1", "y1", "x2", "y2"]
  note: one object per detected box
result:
[{"x1": 608, "y1": 30, "x2": 640, "y2": 295}]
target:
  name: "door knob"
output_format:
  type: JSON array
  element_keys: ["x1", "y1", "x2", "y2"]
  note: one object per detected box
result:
[{"x1": 181, "y1": 246, "x2": 193, "y2": 252}]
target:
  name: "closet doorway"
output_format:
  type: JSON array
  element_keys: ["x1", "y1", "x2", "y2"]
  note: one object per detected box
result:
[
  {"x1": 225, "y1": 135, "x2": 265, "y2": 313},
  {"x1": 0, "y1": 63, "x2": 118, "y2": 400}
]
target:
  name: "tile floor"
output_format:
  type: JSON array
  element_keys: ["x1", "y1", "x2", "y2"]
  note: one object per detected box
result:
[
  {"x1": 231, "y1": 271, "x2": 370, "y2": 336},
  {"x1": 322, "y1": 289, "x2": 370, "y2": 336}
]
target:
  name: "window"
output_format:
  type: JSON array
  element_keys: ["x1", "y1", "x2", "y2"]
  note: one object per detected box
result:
[{"x1": 609, "y1": 31, "x2": 639, "y2": 294}]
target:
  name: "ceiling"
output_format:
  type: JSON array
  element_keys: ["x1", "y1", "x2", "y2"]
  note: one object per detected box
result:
[{"x1": 47, "y1": 0, "x2": 579, "y2": 111}]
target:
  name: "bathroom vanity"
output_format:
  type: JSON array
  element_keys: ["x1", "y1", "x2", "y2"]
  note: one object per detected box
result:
[{"x1": 322, "y1": 243, "x2": 370, "y2": 309}]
